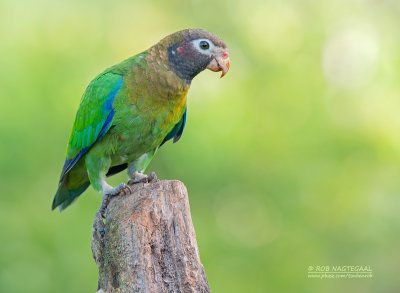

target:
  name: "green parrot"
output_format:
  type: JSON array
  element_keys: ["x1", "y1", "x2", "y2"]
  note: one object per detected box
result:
[{"x1": 52, "y1": 29, "x2": 230, "y2": 215}]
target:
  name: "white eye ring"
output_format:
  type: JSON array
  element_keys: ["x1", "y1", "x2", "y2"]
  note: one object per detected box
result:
[{"x1": 191, "y1": 39, "x2": 214, "y2": 54}]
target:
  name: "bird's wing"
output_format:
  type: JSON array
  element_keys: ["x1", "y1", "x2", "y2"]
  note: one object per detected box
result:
[
  {"x1": 160, "y1": 107, "x2": 187, "y2": 146},
  {"x1": 59, "y1": 73, "x2": 124, "y2": 181}
]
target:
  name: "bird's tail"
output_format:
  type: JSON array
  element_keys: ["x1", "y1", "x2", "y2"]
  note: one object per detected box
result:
[{"x1": 52, "y1": 174, "x2": 90, "y2": 211}]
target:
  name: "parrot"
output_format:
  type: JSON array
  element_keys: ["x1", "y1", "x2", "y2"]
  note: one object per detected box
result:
[{"x1": 52, "y1": 28, "x2": 230, "y2": 216}]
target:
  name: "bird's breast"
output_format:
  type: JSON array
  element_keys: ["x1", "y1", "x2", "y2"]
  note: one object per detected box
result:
[
  {"x1": 111, "y1": 86, "x2": 187, "y2": 164},
  {"x1": 109, "y1": 60, "x2": 189, "y2": 164}
]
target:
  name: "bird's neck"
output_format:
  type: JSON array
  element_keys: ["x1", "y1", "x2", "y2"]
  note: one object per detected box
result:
[{"x1": 145, "y1": 44, "x2": 191, "y2": 98}]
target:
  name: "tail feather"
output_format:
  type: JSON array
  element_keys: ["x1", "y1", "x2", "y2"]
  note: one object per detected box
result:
[{"x1": 52, "y1": 176, "x2": 90, "y2": 211}]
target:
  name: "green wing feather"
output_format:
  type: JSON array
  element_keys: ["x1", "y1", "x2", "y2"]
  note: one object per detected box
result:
[{"x1": 60, "y1": 73, "x2": 124, "y2": 181}]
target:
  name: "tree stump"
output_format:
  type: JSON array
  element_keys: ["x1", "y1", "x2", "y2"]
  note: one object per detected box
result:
[{"x1": 91, "y1": 180, "x2": 210, "y2": 293}]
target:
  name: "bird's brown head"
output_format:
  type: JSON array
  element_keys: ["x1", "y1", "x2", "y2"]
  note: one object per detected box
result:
[{"x1": 159, "y1": 29, "x2": 230, "y2": 83}]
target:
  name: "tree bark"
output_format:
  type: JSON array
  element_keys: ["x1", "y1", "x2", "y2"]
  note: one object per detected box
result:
[{"x1": 91, "y1": 180, "x2": 210, "y2": 293}]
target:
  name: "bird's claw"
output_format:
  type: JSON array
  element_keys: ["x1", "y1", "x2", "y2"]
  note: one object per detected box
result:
[
  {"x1": 109, "y1": 182, "x2": 132, "y2": 196},
  {"x1": 98, "y1": 183, "x2": 132, "y2": 218},
  {"x1": 98, "y1": 195, "x2": 110, "y2": 218},
  {"x1": 98, "y1": 174, "x2": 156, "y2": 217},
  {"x1": 128, "y1": 171, "x2": 158, "y2": 185}
]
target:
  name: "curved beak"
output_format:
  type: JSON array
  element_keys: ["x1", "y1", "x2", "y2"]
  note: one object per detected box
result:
[{"x1": 207, "y1": 51, "x2": 230, "y2": 78}]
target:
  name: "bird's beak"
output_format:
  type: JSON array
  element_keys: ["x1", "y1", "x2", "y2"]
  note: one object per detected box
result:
[{"x1": 207, "y1": 51, "x2": 230, "y2": 78}]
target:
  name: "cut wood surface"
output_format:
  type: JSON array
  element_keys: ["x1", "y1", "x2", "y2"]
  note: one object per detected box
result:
[{"x1": 91, "y1": 180, "x2": 210, "y2": 293}]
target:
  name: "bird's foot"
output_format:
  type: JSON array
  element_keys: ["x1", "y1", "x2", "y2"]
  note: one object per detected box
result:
[
  {"x1": 128, "y1": 171, "x2": 158, "y2": 185},
  {"x1": 98, "y1": 183, "x2": 132, "y2": 218}
]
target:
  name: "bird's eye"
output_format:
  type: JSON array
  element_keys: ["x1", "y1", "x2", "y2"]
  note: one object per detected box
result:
[{"x1": 199, "y1": 41, "x2": 209, "y2": 50}]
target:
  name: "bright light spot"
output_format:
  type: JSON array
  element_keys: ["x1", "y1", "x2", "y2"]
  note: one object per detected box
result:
[{"x1": 322, "y1": 28, "x2": 379, "y2": 89}]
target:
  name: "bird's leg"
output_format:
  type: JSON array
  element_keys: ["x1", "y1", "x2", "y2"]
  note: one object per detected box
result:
[
  {"x1": 128, "y1": 171, "x2": 158, "y2": 185},
  {"x1": 98, "y1": 180, "x2": 132, "y2": 217},
  {"x1": 127, "y1": 150, "x2": 158, "y2": 185},
  {"x1": 85, "y1": 154, "x2": 132, "y2": 217}
]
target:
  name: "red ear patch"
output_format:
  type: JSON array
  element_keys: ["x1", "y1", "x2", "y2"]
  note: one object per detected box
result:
[{"x1": 177, "y1": 47, "x2": 183, "y2": 53}]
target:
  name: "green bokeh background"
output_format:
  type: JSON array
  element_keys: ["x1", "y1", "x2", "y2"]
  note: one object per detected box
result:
[{"x1": 1, "y1": 0, "x2": 400, "y2": 292}]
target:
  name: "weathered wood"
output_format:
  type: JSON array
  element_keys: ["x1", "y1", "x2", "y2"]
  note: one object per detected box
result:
[{"x1": 92, "y1": 180, "x2": 210, "y2": 293}]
